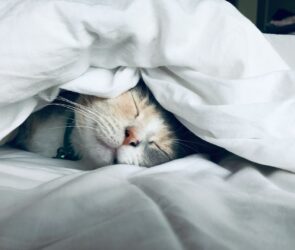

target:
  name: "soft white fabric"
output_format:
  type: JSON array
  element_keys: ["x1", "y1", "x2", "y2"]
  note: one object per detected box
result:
[
  {"x1": 1, "y1": 1, "x2": 295, "y2": 249},
  {"x1": 1, "y1": 147, "x2": 295, "y2": 250},
  {"x1": 266, "y1": 34, "x2": 295, "y2": 70},
  {"x1": 0, "y1": 0, "x2": 295, "y2": 171}
]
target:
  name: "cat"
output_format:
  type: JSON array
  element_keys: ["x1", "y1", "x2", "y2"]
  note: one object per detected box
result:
[{"x1": 11, "y1": 80, "x2": 226, "y2": 170}]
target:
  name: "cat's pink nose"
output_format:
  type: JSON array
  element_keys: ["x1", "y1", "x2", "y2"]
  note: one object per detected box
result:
[{"x1": 123, "y1": 127, "x2": 140, "y2": 147}]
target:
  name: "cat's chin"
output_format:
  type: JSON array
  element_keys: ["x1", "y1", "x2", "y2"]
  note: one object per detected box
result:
[
  {"x1": 74, "y1": 137, "x2": 141, "y2": 168},
  {"x1": 85, "y1": 146, "x2": 140, "y2": 168},
  {"x1": 116, "y1": 145, "x2": 141, "y2": 166}
]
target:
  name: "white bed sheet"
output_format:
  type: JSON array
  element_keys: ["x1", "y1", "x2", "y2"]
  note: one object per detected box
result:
[
  {"x1": 1, "y1": 147, "x2": 295, "y2": 250},
  {"x1": 1, "y1": 1, "x2": 295, "y2": 249}
]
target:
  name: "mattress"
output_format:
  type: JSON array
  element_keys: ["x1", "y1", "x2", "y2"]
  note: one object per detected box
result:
[{"x1": 1, "y1": 1, "x2": 295, "y2": 250}]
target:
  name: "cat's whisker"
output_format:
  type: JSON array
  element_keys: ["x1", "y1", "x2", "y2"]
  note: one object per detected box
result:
[
  {"x1": 48, "y1": 103, "x2": 99, "y2": 125},
  {"x1": 48, "y1": 103, "x2": 92, "y2": 119},
  {"x1": 15, "y1": 81, "x2": 206, "y2": 169},
  {"x1": 51, "y1": 99, "x2": 91, "y2": 116},
  {"x1": 97, "y1": 116, "x2": 112, "y2": 136},
  {"x1": 46, "y1": 125, "x2": 98, "y2": 132},
  {"x1": 57, "y1": 98, "x2": 128, "y2": 146},
  {"x1": 100, "y1": 115, "x2": 118, "y2": 140},
  {"x1": 57, "y1": 97, "x2": 104, "y2": 122},
  {"x1": 57, "y1": 97, "x2": 118, "y2": 137}
]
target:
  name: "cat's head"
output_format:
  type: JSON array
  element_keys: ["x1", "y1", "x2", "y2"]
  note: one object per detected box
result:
[{"x1": 72, "y1": 82, "x2": 196, "y2": 168}]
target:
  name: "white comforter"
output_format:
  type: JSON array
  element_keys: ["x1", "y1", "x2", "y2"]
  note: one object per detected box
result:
[
  {"x1": 1, "y1": 147, "x2": 295, "y2": 250},
  {"x1": 1, "y1": 0, "x2": 295, "y2": 249}
]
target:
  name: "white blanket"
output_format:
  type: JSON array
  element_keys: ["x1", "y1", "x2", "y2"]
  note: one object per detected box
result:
[
  {"x1": 1, "y1": 0, "x2": 295, "y2": 171},
  {"x1": 1, "y1": 0, "x2": 295, "y2": 249},
  {"x1": 1, "y1": 148, "x2": 295, "y2": 250}
]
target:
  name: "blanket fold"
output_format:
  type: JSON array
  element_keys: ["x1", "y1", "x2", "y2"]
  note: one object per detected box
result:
[{"x1": 0, "y1": 0, "x2": 294, "y2": 171}]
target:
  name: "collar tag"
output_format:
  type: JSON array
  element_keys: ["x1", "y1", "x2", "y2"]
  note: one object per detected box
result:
[{"x1": 55, "y1": 147, "x2": 79, "y2": 160}]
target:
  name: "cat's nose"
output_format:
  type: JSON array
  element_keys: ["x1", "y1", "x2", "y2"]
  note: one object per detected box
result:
[{"x1": 123, "y1": 127, "x2": 140, "y2": 147}]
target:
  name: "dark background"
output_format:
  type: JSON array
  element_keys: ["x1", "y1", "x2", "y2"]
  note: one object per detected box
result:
[{"x1": 226, "y1": 0, "x2": 295, "y2": 33}]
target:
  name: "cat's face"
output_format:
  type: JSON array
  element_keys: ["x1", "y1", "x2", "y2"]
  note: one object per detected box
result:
[{"x1": 72, "y1": 84, "x2": 183, "y2": 168}]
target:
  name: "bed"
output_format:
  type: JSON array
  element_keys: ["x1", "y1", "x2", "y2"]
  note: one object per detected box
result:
[{"x1": 1, "y1": 1, "x2": 295, "y2": 249}]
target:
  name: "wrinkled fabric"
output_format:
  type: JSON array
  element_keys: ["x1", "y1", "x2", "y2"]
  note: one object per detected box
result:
[
  {"x1": 1, "y1": 1, "x2": 295, "y2": 249},
  {"x1": 1, "y1": 147, "x2": 295, "y2": 250},
  {"x1": 0, "y1": 0, "x2": 295, "y2": 170}
]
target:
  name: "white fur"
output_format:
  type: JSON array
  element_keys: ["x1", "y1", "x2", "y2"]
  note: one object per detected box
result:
[
  {"x1": 72, "y1": 107, "x2": 165, "y2": 168},
  {"x1": 28, "y1": 115, "x2": 66, "y2": 158},
  {"x1": 22, "y1": 88, "x2": 174, "y2": 169}
]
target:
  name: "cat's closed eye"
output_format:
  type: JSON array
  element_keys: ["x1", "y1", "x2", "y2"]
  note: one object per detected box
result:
[{"x1": 11, "y1": 80, "x2": 224, "y2": 170}]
